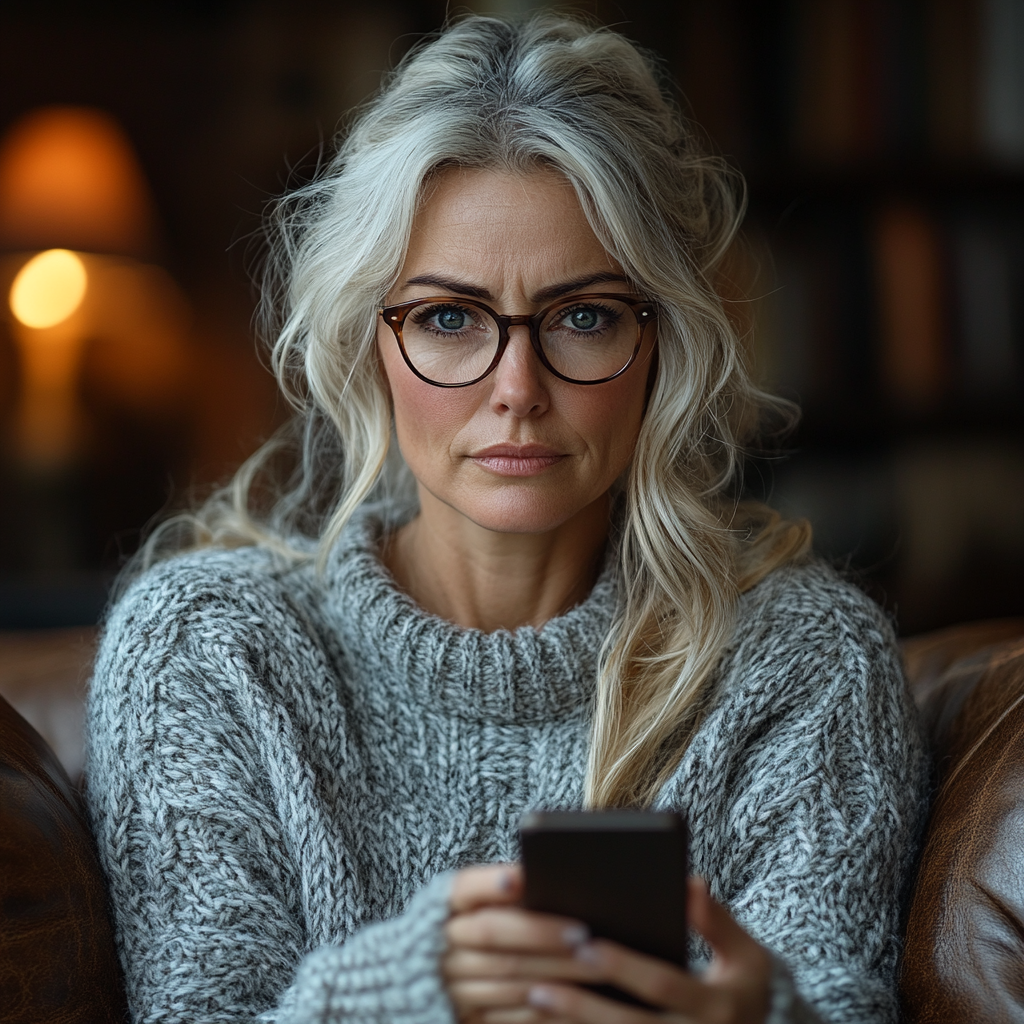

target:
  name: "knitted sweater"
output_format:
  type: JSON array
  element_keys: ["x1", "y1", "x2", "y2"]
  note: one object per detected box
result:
[{"x1": 86, "y1": 502, "x2": 927, "y2": 1024}]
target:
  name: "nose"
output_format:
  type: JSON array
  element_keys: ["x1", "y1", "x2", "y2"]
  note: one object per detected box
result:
[{"x1": 488, "y1": 324, "x2": 550, "y2": 418}]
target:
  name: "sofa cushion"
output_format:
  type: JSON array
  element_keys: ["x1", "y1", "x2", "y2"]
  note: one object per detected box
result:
[
  {"x1": 901, "y1": 623, "x2": 1024, "y2": 1023},
  {"x1": 0, "y1": 693, "x2": 127, "y2": 1024}
]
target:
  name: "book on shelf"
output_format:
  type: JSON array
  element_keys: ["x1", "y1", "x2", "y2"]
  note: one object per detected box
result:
[
  {"x1": 873, "y1": 203, "x2": 950, "y2": 410},
  {"x1": 750, "y1": 211, "x2": 875, "y2": 405},
  {"x1": 980, "y1": 0, "x2": 1024, "y2": 163},
  {"x1": 793, "y1": 0, "x2": 861, "y2": 163},
  {"x1": 950, "y1": 214, "x2": 1023, "y2": 396},
  {"x1": 717, "y1": 0, "x2": 1022, "y2": 166},
  {"x1": 926, "y1": 0, "x2": 980, "y2": 157},
  {"x1": 749, "y1": 201, "x2": 1022, "y2": 414}
]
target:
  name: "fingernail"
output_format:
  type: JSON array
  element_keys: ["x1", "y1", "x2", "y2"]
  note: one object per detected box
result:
[
  {"x1": 562, "y1": 923, "x2": 589, "y2": 947},
  {"x1": 496, "y1": 868, "x2": 515, "y2": 893},
  {"x1": 528, "y1": 986, "x2": 556, "y2": 1009},
  {"x1": 574, "y1": 942, "x2": 600, "y2": 965}
]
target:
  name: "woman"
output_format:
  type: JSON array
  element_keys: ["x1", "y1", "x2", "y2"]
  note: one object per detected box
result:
[{"x1": 87, "y1": 14, "x2": 927, "y2": 1024}]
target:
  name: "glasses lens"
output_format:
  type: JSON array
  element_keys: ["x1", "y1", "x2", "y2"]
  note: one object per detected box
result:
[
  {"x1": 401, "y1": 301, "x2": 499, "y2": 384},
  {"x1": 539, "y1": 297, "x2": 638, "y2": 381}
]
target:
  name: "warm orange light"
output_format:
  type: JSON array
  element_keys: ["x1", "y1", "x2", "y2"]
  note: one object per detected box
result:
[
  {"x1": 0, "y1": 107, "x2": 155, "y2": 256},
  {"x1": 3, "y1": 250, "x2": 192, "y2": 469},
  {"x1": 10, "y1": 249, "x2": 88, "y2": 328}
]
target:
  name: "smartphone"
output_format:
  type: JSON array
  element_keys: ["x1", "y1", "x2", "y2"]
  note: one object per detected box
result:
[{"x1": 520, "y1": 809, "x2": 689, "y2": 1003}]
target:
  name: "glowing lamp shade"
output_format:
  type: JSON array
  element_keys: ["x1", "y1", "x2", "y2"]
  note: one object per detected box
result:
[
  {"x1": 10, "y1": 249, "x2": 88, "y2": 328},
  {"x1": 0, "y1": 107, "x2": 155, "y2": 256},
  {"x1": 0, "y1": 107, "x2": 178, "y2": 471}
]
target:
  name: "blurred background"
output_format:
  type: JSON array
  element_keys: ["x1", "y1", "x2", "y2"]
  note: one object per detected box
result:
[{"x1": 0, "y1": 0, "x2": 1021, "y2": 646}]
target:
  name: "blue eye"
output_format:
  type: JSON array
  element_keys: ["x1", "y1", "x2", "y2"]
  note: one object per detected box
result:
[
  {"x1": 568, "y1": 308, "x2": 599, "y2": 331},
  {"x1": 437, "y1": 308, "x2": 468, "y2": 331},
  {"x1": 552, "y1": 303, "x2": 620, "y2": 336}
]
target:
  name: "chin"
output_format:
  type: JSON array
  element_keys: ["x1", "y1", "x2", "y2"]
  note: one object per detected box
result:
[{"x1": 448, "y1": 483, "x2": 601, "y2": 536}]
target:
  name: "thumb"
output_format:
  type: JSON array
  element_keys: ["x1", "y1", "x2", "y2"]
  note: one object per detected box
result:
[
  {"x1": 449, "y1": 863, "x2": 523, "y2": 913},
  {"x1": 687, "y1": 877, "x2": 758, "y2": 967}
]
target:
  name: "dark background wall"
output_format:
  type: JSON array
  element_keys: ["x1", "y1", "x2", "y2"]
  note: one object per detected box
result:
[{"x1": 0, "y1": 0, "x2": 1021, "y2": 633}]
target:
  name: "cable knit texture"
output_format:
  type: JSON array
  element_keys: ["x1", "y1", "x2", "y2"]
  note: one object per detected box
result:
[{"x1": 86, "y1": 502, "x2": 927, "y2": 1024}]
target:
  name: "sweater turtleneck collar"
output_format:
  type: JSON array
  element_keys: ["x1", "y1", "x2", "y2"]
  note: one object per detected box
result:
[{"x1": 321, "y1": 502, "x2": 619, "y2": 725}]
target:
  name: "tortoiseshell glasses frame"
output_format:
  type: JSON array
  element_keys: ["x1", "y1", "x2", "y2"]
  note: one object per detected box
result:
[{"x1": 378, "y1": 293, "x2": 658, "y2": 387}]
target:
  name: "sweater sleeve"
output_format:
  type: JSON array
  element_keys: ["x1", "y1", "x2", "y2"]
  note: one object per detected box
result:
[
  {"x1": 270, "y1": 874, "x2": 455, "y2": 1024},
  {"x1": 656, "y1": 563, "x2": 928, "y2": 1024},
  {"x1": 85, "y1": 555, "x2": 457, "y2": 1024}
]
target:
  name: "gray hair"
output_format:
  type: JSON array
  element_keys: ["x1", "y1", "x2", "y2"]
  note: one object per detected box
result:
[{"x1": 147, "y1": 13, "x2": 810, "y2": 806}]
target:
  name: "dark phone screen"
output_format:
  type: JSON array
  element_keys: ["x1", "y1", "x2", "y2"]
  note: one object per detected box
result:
[{"x1": 520, "y1": 810, "x2": 689, "y2": 972}]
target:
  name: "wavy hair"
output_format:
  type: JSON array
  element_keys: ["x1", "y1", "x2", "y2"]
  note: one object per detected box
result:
[{"x1": 146, "y1": 13, "x2": 810, "y2": 807}]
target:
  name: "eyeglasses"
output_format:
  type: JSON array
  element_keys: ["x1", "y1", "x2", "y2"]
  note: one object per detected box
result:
[{"x1": 378, "y1": 293, "x2": 657, "y2": 387}]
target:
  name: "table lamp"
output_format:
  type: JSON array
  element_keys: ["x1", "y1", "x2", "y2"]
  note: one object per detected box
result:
[{"x1": 0, "y1": 106, "x2": 163, "y2": 469}]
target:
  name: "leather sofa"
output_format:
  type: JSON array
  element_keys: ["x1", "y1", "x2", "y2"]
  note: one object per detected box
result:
[
  {"x1": 2, "y1": 620, "x2": 1023, "y2": 1023},
  {"x1": 0, "y1": 657, "x2": 125, "y2": 1024},
  {"x1": 900, "y1": 619, "x2": 1024, "y2": 1022}
]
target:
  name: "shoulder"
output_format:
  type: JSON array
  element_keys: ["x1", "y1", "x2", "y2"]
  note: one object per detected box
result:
[
  {"x1": 697, "y1": 557, "x2": 921, "y2": 774},
  {"x1": 86, "y1": 544, "x2": 354, "y2": 816},
  {"x1": 92, "y1": 545, "x2": 327, "y2": 708},
  {"x1": 726, "y1": 557, "x2": 900, "y2": 697},
  {"x1": 740, "y1": 556, "x2": 893, "y2": 638},
  {"x1": 111, "y1": 543, "x2": 314, "y2": 619},
  {"x1": 108, "y1": 543, "x2": 319, "y2": 631},
  {"x1": 668, "y1": 557, "x2": 927, "y2": 888}
]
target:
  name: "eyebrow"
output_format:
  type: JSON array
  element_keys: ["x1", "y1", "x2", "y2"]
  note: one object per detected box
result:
[{"x1": 402, "y1": 271, "x2": 631, "y2": 304}]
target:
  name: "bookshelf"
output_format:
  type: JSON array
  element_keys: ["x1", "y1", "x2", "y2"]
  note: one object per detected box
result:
[
  {"x1": 643, "y1": 0, "x2": 1024, "y2": 632},
  {"x1": 746, "y1": 170, "x2": 1024, "y2": 419}
]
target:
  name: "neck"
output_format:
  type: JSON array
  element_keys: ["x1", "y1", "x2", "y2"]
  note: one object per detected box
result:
[{"x1": 382, "y1": 487, "x2": 611, "y2": 632}]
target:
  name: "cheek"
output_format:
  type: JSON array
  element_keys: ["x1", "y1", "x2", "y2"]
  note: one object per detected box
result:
[
  {"x1": 571, "y1": 378, "x2": 647, "y2": 467},
  {"x1": 392, "y1": 382, "x2": 452, "y2": 453},
  {"x1": 381, "y1": 342, "x2": 471, "y2": 475}
]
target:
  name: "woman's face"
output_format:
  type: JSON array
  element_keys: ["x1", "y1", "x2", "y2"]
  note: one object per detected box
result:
[{"x1": 377, "y1": 165, "x2": 656, "y2": 536}]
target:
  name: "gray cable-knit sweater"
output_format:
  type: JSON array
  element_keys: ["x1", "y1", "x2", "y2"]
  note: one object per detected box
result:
[{"x1": 86, "y1": 503, "x2": 927, "y2": 1024}]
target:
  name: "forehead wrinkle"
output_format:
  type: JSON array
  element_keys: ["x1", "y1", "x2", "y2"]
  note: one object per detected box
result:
[{"x1": 397, "y1": 166, "x2": 620, "y2": 306}]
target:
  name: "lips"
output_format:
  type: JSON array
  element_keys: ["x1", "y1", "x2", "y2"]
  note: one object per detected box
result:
[{"x1": 470, "y1": 443, "x2": 565, "y2": 476}]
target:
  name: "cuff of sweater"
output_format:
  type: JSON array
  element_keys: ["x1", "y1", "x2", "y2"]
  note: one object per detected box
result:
[
  {"x1": 278, "y1": 871, "x2": 456, "y2": 1024},
  {"x1": 765, "y1": 954, "x2": 823, "y2": 1024}
]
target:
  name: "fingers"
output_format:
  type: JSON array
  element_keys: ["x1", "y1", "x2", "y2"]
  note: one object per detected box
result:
[
  {"x1": 445, "y1": 887, "x2": 596, "y2": 1024},
  {"x1": 450, "y1": 864, "x2": 524, "y2": 913},
  {"x1": 685, "y1": 878, "x2": 773, "y2": 1021},
  {"x1": 451, "y1": 979, "x2": 534, "y2": 1011},
  {"x1": 480, "y1": 1009, "x2": 575, "y2": 1024},
  {"x1": 446, "y1": 872, "x2": 771, "y2": 1024},
  {"x1": 444, "y1": 947, "x2": 603, "y2": 983},
  {"x1": 525, "y1": 983, "x2": 659, "y2": 1024},
  {"x1": 570, "y1": 941, "x2": 704, "y2": 1013},
  {"x1": 687, "y1": 878, "x2": 770, "y2": 978},
  {"x1": 448, "y1": 906, "x2": 589, "y2": 954},
  {"x1": 447, "y1": 971, "x2": 590, "y2": 1024}
]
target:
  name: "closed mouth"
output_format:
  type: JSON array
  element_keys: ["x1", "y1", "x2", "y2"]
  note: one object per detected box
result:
[{"x1": 470, "y1": 443, "x2": 565, "y2": 476}]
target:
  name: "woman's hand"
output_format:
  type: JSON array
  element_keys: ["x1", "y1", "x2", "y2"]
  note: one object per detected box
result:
[
  {"x1": 443, "y1": 869, "x2": 772, "y2": 1024},
  {"x1": 443, "y1": 864, "x2": 603, "y2": 1023},
  {"x1": 528, "y1": 879, "x2": 772, "y2": 1024}
]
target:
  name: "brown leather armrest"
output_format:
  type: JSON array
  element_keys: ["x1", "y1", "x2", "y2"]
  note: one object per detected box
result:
[
  {"x1": 900, "y1": 628, "x2": 1024, "y2": 1024},
  {"x1": 0, "y1": 693, "x2": 127, "y2": 1024},
  {"x1": 902, "y1": 618, "x2": 1024, "y2": 709}
]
